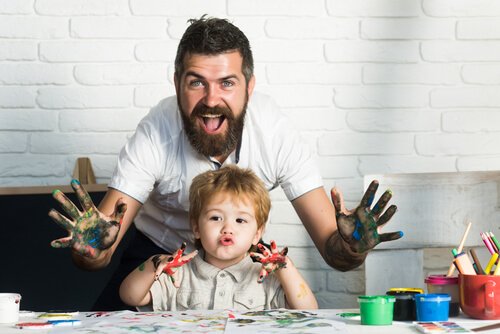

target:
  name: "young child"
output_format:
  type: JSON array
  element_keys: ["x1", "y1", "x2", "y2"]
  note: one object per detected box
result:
[{"x1": 119, "y1": 165, "x2": 318, "y2": 311}]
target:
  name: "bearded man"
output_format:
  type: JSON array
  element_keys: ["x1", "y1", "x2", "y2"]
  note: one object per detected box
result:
[{"x1": 49, "y1": 16, "x2": 402, "y2": 311}]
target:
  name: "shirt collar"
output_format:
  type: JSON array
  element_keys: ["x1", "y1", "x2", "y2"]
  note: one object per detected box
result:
[{"x1": 193, "y1": 252, "x2": 255, "y2": 283}]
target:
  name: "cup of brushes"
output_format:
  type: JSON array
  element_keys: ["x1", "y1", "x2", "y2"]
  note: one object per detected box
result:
[{"x1": 453, "y1": 234, "x2": 500, "y2": 319}]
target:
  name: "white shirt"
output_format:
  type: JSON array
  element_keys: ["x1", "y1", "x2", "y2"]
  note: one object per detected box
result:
[
  {"x1": 150, "y1": 255, "x2": 286, "y2": 311},
  {"x1": 109, "y1": 92, "x2": 323, "y2": 252}
]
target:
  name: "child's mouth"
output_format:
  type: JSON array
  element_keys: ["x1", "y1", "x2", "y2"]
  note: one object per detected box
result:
[{"x1": 220, "y1": 236, "x2": 234, "y2": 246}]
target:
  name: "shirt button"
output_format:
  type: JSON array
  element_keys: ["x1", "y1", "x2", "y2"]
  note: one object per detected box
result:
[
  {"x1": 220, "y1": 273, "x2": 226, "y2": 278},
  {"x1": 219, "y1": 291, "x2": 225, "y2": 296}
]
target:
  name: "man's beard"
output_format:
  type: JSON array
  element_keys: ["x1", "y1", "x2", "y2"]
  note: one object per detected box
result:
[{"x1": 179, "y1": 98, "x2": 247, "y2": 158}]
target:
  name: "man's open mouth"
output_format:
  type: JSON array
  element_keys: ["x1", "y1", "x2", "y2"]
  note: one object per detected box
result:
[{"x1": 201, "y1": 114, "x2": 225, "y2": 133}]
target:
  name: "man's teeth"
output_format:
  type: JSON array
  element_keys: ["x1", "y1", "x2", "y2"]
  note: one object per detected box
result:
[{"x1": 202, "y1": 114, "x2": 222, "y2": 118}]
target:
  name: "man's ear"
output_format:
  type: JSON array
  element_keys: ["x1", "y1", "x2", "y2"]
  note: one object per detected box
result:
[
  {"x1": 247, "y1": 75, "x2": 255, "y2": 99},
  {"x1": 174, "y1": 73, "x2": 180, "y2": 96}
]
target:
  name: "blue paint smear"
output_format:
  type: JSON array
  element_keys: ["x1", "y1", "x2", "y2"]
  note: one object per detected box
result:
[{"x1": 353, "y1": 220, "x2": 363, "y2": 240}]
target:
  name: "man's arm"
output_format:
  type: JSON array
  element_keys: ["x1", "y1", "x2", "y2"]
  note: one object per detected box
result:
[{"x1": 69, "y1": 188, "x2": 143, "y2": 271}]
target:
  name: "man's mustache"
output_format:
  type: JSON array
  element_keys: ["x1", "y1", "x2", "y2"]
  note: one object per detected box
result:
[{"x1": 191, "y1": 104, "x2": 234, "y2": 120}]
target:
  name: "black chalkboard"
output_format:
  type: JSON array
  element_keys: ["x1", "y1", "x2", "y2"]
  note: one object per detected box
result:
[{"x1": 0, "y1": 187, "x2": 134, "y2": 311}]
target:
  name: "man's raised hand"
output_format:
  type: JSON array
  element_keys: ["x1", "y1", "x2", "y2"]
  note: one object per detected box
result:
[
  {"x1": 49, "y1": 179, "x2": 126, "y2": 258},
  {"x1": 332, "y1": 180, "x2": 403, "y2": 254}
]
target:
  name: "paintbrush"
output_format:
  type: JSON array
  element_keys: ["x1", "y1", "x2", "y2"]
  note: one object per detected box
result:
[{"x1": 447, "y1": 222, "x2": 472, "y2": 277}]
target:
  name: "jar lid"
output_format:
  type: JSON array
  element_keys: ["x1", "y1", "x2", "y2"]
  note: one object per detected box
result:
[
  {"x1": 424, "y1": 274, "x2": 458, "y2": 285},
  {"x1": 415, "y1": 293, "x2": 451, "y2": 302},
  {"x1": 387, "y1": 288, "x2": 424, "y2": 294},
  {"x1": 357, "y1": 295, "x2": 396, "y2": 304}
]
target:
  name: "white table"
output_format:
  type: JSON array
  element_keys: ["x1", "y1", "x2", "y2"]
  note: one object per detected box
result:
[{"x1": 1, "y1": 309, "x2": 500, "y2": 333}]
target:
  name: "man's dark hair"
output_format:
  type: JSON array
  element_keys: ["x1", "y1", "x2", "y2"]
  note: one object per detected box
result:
[{"x1": 174, "y1": 15, "x2": 254, "y2": 84}]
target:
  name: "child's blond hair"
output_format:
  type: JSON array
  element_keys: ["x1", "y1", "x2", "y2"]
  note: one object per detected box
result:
[{"x1": 189, "y1": 165, "x2": 271, "y2": 242}]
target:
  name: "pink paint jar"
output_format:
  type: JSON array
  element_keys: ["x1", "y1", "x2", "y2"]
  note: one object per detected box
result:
[{"x1": 425, "y1": 275, "x2": 459, "y2": 317}]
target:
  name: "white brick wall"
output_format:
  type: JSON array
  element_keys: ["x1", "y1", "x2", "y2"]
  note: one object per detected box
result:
[{"x1": 1, "y1": 0, "x2": 500, "y2": 309}]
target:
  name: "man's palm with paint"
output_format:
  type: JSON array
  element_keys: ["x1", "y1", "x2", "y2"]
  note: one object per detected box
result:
[
  {"x1": 49, "y1": 179, "x2": 126, "y2": 258},
  {"x1": 333, "y1": 180, "x2": 403, "y2": 254}
]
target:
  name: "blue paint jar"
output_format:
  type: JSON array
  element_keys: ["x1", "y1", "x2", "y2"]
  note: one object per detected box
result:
[{"x1": 414, "y1": 293, "x2": 451, "y2": 322}]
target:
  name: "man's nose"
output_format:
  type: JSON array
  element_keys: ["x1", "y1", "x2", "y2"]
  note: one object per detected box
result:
[{"x1": 203, "y1": 85, "x2": 221, "y2": 108}]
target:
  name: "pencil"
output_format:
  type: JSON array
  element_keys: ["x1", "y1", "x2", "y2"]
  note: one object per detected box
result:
[
  {"x1": 489, "y1": 232, "x2": 500, "y2": 252},
  {"x1": 469, "y1": 249, "x2": 485, "y2": 275},
  {"x1": 484, "y1": 253, "x2": 499, "y2": 275},
  {"x1": 481, "y1": 232, "x2": 496, "y2": 255},
  {"x1": 446, "y1": 222, "x2": 472, "y2": 277}
]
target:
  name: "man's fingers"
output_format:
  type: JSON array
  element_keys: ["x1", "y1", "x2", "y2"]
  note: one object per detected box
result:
[
  {"x1": 330, "y1": 187, "x2": 344, "y2": 214},
  {"x1": 379, "y1": 231, "x2": 404, "y2": 243},
  {"x1": 371, "y1": 189, "x2": 392, "y2": 217},
  {"x1": 376, "y1": 205, "x2": 397, "y2": 227},
  {"x1": 71, "y1": 179, "x2": 95, "y2": 212},
  {"x1": 360, "y1": 180, "x2": 379, "y2": 207},
  {"x1": 50, "y1": 236, "x2": 73, "y2": 248},
  {"x1": 52, "y1": 189, "x2": 81, "y2": 219},
  {"x1": 48, "y1": 209, "x2": 75, "y2": 230}
]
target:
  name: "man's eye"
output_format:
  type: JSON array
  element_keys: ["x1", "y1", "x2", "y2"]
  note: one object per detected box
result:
[
  {"x1": 189, "y1": 80, "x2": 203, "y2": 87},
  {"x1": 236, "y1": 218, "x2": 246, "y2": 224},
  {"x1": 222, "y1": 80, "x2": 234, "y2": 88}
]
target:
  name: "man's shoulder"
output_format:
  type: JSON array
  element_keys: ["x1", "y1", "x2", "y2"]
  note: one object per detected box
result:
[
  {"x1": 149, "y1": 95, "x2": 179, "y2": 118},
  {"x1": 141, "y1": 95, "x2": 181, "y2": 130}
]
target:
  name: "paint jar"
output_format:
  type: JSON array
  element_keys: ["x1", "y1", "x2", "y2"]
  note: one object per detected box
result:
[
  {"x1": 425, "y1": 274, "x2": 460, "y2": 316},
  {"x1": 414, "y1": 293, "x2": 451, "y2": 322},
  {"x1": 357, "y1": 295, "x2": 395, "y2": 325},
  {"x1": 0, "y1": 293, "x2": 21, "y2": 323},
  {"x1": 386, "y1": 288, "x2": 424, "y2": 321}
]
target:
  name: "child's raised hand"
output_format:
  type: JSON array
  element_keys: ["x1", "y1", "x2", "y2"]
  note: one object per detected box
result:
[
  {"x1": 249, "y1": 240, "x2": 288, "y2": 283},
  {"x1": 152, "y1": 242, "x2": 198, "y2": 288},
  {"x1": 49, "y1": 179, "x2": 126, "y2": 258}
]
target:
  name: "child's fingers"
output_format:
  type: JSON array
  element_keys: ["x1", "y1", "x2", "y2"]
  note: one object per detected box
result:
[
  {"x1": 257, "y1": 268, "x2": 268, "y2": 283},
  {"x1": 179, "y1": 250, "x2": 198, "y2": 265},
  {"x1": 249, "y1": 252, "x2": 264, "y2": 261},
  {"x1": 270, "y1": 240, "x2": 278, "y2": 253},
  {"x1": 257, "y1": 243, "x2": 270, "y2": 257},
  {"x1": 280, "y1": 246, "x2": 288, "y2": 257}
]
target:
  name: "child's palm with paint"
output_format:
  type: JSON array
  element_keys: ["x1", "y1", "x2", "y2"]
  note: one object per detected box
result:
[
  {"x1": 332, "y1": 180, "x2": 403, "y2": 253},
  {"x1": 49, "y1": 180, "x2": 126, "y2": 258},
  {"x1": 250, "y1": 240, "x2": 288, "y2": 283}
]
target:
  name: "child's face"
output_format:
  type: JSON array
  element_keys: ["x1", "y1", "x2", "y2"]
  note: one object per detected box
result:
[{"x1": 193, "y1": 191, "x2": 263, "y2": 269}]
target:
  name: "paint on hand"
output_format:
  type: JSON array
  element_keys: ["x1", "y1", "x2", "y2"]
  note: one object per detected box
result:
[
  {"x1": 296, "y1": 283, "x2": 308, "y2": 299},
  {"x1": 352, "y1": 220, "x2": 363, "y2": 241}
]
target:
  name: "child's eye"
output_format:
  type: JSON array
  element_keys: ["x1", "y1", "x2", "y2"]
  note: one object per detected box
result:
[
  {"x1": 210, "y1": 216, "x2": 222, "y2": 221},
  {"x1": 236, "y1": 218, "x2": 246, "y2": 224}
]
